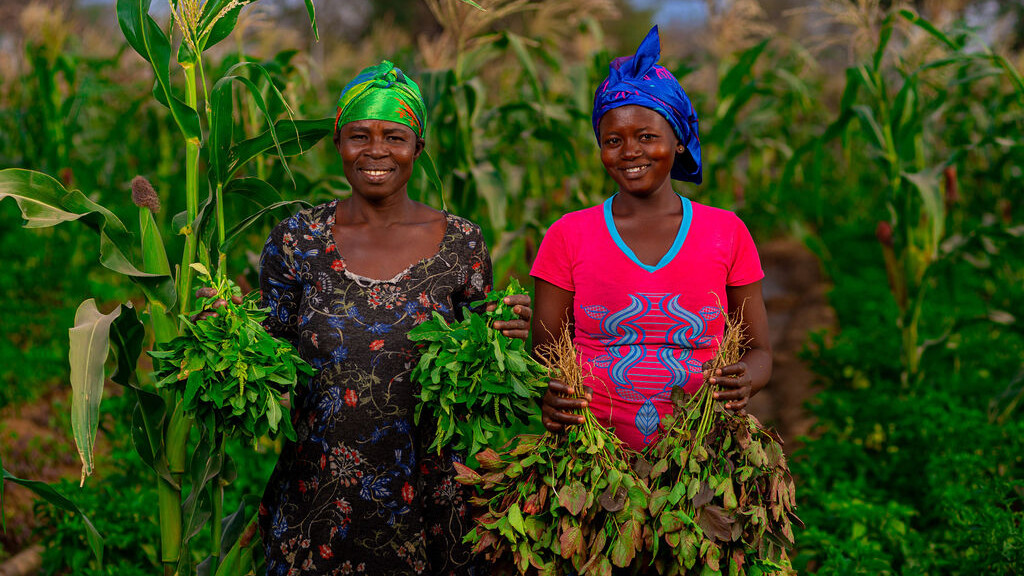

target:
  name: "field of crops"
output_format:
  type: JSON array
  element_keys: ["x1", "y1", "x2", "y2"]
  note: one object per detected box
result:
[{"x1": 1, "y1": 0, "x2": 1022, "y2": 574}]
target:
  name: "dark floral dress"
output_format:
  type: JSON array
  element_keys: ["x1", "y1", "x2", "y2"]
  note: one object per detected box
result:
[{"x1": 257, "y1": 200, "x2": 492, "y2": 576}]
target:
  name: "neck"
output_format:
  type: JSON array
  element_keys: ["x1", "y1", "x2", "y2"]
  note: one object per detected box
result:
[
  {"x1": 337, "y1": 192, "x2": 416, "y2": 226},
  {"x1": 612, "y1": 183, "x2": 680, "y2": 216}
]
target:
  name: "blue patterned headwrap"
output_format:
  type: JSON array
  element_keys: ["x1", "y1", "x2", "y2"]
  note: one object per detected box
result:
[{"x1": 592, "y1": 26, "x2": 702, "y2": 184}]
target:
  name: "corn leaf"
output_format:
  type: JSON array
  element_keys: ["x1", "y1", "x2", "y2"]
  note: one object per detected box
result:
[
  {"x1": 116, "y1": 0, "x2": 201, "y2": 141},
  {"x1": 1, "y1": 453, "x2": 104, "y2": 565},
  {"x1": 0, "y1": 168, "x2": 176, "y2": 309},
  {"x1": 69, "y1": 299, "x2": 121, "y2": 485}
]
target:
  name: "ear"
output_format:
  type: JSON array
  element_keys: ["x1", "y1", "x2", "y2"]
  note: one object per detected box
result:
[
  {"x1": 414, "y1": 137, "x2": 425, "y2": 159},
  {"x1": 333, "y1": 129, "x2": 343, "y2": 153}
]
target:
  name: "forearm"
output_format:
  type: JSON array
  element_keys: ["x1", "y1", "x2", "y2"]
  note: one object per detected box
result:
[{"x1": 740, "y1": 346, "x2": 772, "y2": 396}]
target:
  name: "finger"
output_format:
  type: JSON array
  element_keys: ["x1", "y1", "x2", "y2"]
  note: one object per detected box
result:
[
  {"x1": 546, "y1": 396, "x2": 589, "y2": 412},
  {"x1": 499, "y1": 328, "x2": 529, "y2": 341},
  {"x1": 547, "y1": 380, "x2": 573, "y2": 395},
  {"x1": 725, "y1": 398, "x2": 749, "y2": 411},
  {"x1": 541, "y1": 415, "x2": 565, "y2": 433},
  {"x1": 551, "y1": 411, "x2": 586, "y2": 426},
  {"x1": 504, "y1": 294, "x2": 531, "y2": 306},
  {"x1": 493, "y1": 319, "x2": 529, "y2": 331},
  {"x1": 511, "y1": 305, "x2": 532, "y2": 321},
  {"x1": 718, "y1": 363, "x2": 747, "y2": 376}
]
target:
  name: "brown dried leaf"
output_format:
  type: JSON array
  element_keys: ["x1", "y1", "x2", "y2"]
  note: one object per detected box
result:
[
  {"x1": 598, "y1": 485, "x2": 627, "y2": 512},
  {"x1": 633, "y1": 456, "x2": 653, "y2": 479},
  {"x1": 692, "y1": 481, "x2": 715, "y2": 508},
  {"x1": 696, "y1": 505, "x2": 735, "y2": 543}
]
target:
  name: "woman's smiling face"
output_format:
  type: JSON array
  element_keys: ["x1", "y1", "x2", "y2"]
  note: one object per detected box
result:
[
  {"x1": 598, "y1": 105, "x2": 678, "y2": 198},
  {"x1": 335, "y1": 119, "x2": 423, "y2": 199}
]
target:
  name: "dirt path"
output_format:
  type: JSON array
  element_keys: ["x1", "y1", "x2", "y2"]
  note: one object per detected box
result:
[{"x1": 746, "y1": 238, "x2": 834, "y2": 452}]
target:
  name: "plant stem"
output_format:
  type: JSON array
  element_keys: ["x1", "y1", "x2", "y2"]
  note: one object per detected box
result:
[
  {"x1": 159, "y1": 398, "x2": 191, "y2": 575},
  {"x1": 210, "y1": 437, "x2": 226, "y2": 573},
  {"x1": 179, "y1": 61, "x2": 202, "y2": 316}
]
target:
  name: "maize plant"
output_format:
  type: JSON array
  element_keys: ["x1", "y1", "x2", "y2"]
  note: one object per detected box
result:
[{"x1": 1, "y1": 0, "x2": 323, "y2": 573}]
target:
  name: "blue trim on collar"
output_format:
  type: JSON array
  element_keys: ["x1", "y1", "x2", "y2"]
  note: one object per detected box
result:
[{"x1": 603, "y1": 194, "x2": 692, "y2": 273}]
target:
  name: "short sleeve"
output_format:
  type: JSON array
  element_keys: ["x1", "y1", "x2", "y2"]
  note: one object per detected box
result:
[
  {"x1": 452, "y1": 220, "x2": 493, "y2": 315},
  {"x1": 259, "y1": 219, "x2": 303, "y2": 347},
  {"x1": 529, "y1": 216, "x2": 575, "y2": 292},
  {"x1": 727, "y1": 215, "x2": 764, "y2": 287}
]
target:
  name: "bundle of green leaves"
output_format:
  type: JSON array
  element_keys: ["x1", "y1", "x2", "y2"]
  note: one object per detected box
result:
[
  {"x1": 408, "y1": 279, "x2": 548, "y2": 456},
  {"x1": 642, "y1": 309, "x2": 799, "y2": 576},
  {"x1": 149, "y1": 264, "x2": 312, "y2": 444},
  {"x1": 455, "y1": 326, "x2": 649, "y2": 575}
]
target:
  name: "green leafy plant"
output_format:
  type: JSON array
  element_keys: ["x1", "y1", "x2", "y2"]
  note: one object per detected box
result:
[
  {"x1": 150, "y1": 263, "x2": 311, "y2": 445},
  {"x1": 409, "y1": 279, "x2": 547, "y2": 456}
]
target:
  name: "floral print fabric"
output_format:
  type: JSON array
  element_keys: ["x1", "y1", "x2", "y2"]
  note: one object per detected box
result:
[{"x1": 257, "y1": 200, "x2": 492, "y2": 575}]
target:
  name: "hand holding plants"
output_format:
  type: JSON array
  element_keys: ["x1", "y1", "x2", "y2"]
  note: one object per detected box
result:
[
  {"x1": 707, "y1": 361, "x2": 752, "y2": 412},
  {"x1": 540, "y1": 378, "x2": 593, "y2": 432},
  {"x1": 488, "y1": 293, "x2": 533, "y2": 340}
]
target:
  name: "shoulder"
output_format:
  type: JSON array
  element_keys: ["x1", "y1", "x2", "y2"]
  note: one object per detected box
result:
[
  {"x1": 546, "y1": 203, "x2": 604, "y2": 234},
  {"x1": 270, "y1": 199, "x2": 336, "y2": 236},
  {"x1": 445, "y1": 212, "x2": 483, "y2": 236},
  {"x1": 689, "y1": 200, "x2": 747, "y2": 228}
]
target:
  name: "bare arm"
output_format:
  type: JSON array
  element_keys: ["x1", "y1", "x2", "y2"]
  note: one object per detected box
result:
[
  {"x1": 712, "y1": 281, "x2": 772, "y2": 411},
  {"x1": 531, "y1": 278, "x2": 590, "y2": 431}
]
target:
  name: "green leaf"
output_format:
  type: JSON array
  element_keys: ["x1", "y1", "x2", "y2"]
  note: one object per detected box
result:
[
  {"x1": 197, "y1": 0, "x2": 246, "y2": 51},
  {"x1": 508, "y1": 503, "x2": 526, "y2": 535},
  {"x1": 210, "y1": 62, "x2": 300, "y2": 186},
  {"x1": 903, "y1": 166, "x2": 946, "y2": 254},
  {"x1": 0, "y1": 169, "x2": 176, "y2": 309},
  {"x1": 220, "y1": 198, "x2": 312, "y2": 254},
  {"x1": 228, "y1": 118, "x2": 333, "y2": 178},
  {"x1": 302, "y1": 0, "x2": 319, "y2": 41},
  {"x1": 69, "y1": 300, "x2": 121, "y2": 485},
  {"x1": 1, "y1": 458, "x2": 104, "y2": 565},
  {"x1": 116, "y1": 0, "x2": 200, "y2": 140}
]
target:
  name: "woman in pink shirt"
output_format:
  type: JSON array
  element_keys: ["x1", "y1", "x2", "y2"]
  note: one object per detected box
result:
[{"x1": 530, "y1": 26, "x2": 772, "y2": 451}]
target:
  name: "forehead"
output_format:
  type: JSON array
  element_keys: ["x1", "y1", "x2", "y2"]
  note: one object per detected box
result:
[
  {"x1": 598, "y1": 105, "x2": 673, "y2": 133},
  {"x1": 340, "y1": 119, "x2": 416, "y2": 136}
]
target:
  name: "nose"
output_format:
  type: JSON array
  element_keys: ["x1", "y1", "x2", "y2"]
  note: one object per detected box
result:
[
  {"x1": 366, "y1": 135, "x2": 388, "y2": 158},
  {"x1": 621, "y1": 137, "x2": 642, "y2": 159}
]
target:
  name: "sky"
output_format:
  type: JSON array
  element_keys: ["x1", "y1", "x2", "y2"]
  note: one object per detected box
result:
[{"x1": 78, "y1": 0, "x2": 712, "y2": 25}]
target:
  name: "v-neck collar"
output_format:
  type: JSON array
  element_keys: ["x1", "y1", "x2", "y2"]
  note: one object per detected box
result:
[{"x1": 602, "y1": 193, "x2": 693, "y2": 273}]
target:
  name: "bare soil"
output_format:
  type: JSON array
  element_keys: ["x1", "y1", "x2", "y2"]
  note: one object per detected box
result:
[{"x1": 0, "y1": 388, "x2": 80, "y2": 559}]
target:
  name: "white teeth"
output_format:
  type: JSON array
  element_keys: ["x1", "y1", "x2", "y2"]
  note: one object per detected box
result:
[
  {"x1": 363, "y1": 169, "x2": 389, "y2": 176},
  {"x1": 625, "y1": 166, "x2": 646, "y2": 174}
]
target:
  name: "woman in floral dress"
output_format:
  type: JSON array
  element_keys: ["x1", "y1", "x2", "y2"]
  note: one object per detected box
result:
[{"x1": 256, "y1": 61, "x2": 531, "y2": 576}]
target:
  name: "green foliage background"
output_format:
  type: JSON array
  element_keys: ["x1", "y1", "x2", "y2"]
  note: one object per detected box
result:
[{"x1": 1, "y1": 0, "x2": 1022, "y2": 574}]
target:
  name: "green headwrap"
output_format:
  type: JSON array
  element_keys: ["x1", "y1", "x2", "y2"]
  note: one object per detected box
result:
[{"x1": 334, "y1": 60, "x2": 426, "y2": 138}]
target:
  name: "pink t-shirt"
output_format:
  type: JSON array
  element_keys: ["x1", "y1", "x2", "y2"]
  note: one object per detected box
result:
[{"x1": 530, "y1": 195, "x2": 764, "y2": 451}]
